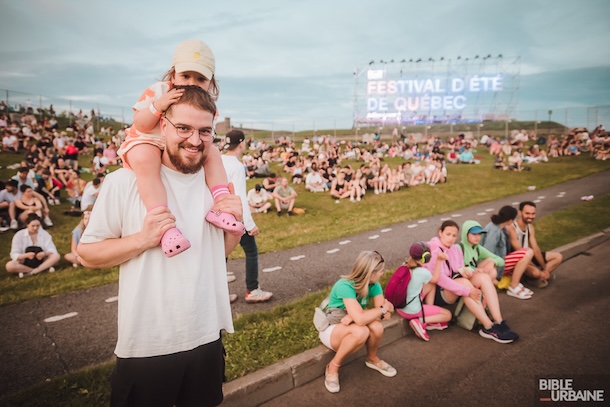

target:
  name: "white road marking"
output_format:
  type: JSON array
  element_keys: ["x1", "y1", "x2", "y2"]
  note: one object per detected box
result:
[
  {"x1": 451, "y1": 214, "x2": 462, "y2": 218},
  {"x1": 44, "y1": 312, "x2": 78, "y2": 323},
  {"x1": 559, "y1": 192, "x2": 566, "y2": 194},
  {"x1": 327, "y1": 248, "x2": 340, "y2": 254},
  {"x1": 477, "y1": 212, "x2": 487, "y2": 216},
  {"x1": 440, "y1": 217, "x2": 451, "y2": 221},
  {"x1": 512, "y1": 201, "x2": 520, "y2": 205},
  {"x1": 485, "y1": 208, "x2": 494, "y2": 212},
  {"x1": 105, "y1": 296, "x2": 118, "y2": 303},
  {"x1": 381, "y1": 228, "x2": 392, "y2": 233},
  {"x1": 534, "y1": 199, "x2": 541, "y2": 203},
  {"x1": 290, "y1": 255, "x2": 305, "y2": 261},
  {"x1": 418, "y1": 219, "x2": 428, "y2": 223},
  {"x1": 556, "y1": 194, "x2": 564, "y2": 198},
  {"x1": 407, "y1": 224, "x2": 418, "y2": 229},
  {"x1": 369, "y1": 235, "x2": 380, "y2": 240},
  {"x1": 537, "y1": 196, "x2": 546, "y2": 199},
  {"x1": 262, "y1": 266, "x2": 282, "y2": 273},
  {"x1": 339, "y1": 240, "x2": 351, "y2": 245}
]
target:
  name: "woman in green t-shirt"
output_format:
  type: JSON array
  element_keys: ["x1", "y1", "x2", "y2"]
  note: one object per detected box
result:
[{"x1": 320, "y1": 250, "x2": 397, "y2": 394}]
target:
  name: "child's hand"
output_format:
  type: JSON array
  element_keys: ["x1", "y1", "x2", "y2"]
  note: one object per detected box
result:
[
  {"x1": 437, "y1": 250, "x2": 448, "y2": 261},
  {"x1": 468, "y1": 287, "x2": 482, "y2": 301},
  {"x1": 155, "y1": 88, "x2": 185, "y2": 112},
  {"x1": 459, "y1": 267, "x2": 474, "y2": 278}
]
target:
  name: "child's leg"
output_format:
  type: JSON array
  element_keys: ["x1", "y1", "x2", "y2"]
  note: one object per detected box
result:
[
  {"x1": 204, "y1": 146, "x2": 245, "y2": 236},
  {"x1": 125, "y1": 144, "x2": 190, "y2": 257},
  {"x1": 421, "y1": 304, "x2": 452, "y2": 324},
  {"x1": 127, "y1": 144, "x2": 167, "y2": 209}
]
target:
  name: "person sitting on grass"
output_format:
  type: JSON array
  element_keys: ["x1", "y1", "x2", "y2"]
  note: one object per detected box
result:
[
  {"x1": 64, "y1": 208, "x2": 92, "y2": 268},
  {"x1": 330, "y1": 170, "x2": 353, "y2": 201},
  {"x1": 272, "y1": 176, "x2": 297, "y2": 216},
  {"x1": 15, "y1": 184, "x2": 44, "y2": 226},
  {"x1": 319, "y1": 250, "x2": 397, "y2": 394},
  {"x1": 395, "y1": 241, "x2": 452, "y2": 342},
  {"x1": 481, "y1": 205, "x2": 535, "y2": 299},
  {"x1": 247, "y1": 184, "x2": 272, "y2": 214},
  {"x1": 6, "y1": 213, "x2": 60, "y2": 277}
]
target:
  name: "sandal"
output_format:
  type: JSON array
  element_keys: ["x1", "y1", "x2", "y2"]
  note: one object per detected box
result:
[
  {"x1": 161, "y1": 227, "x2": 191, "y2": 257},
  {"x1": 507, "y1": 283, "x2": 533, "y2": 299},
  {"x1": 205, "y1": 210, "x2": 245, "y2": 236},
  {"x1": 324, "y1": 364, "x2": 340, "y2": 393},
  {"x1": 365, "y1": 359, "x2": 397, "y2": 377}
]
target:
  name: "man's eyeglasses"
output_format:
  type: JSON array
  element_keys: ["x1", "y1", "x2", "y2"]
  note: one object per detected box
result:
[{"x1": 164, "y1": 117, "x2": 215, "y2": 142}]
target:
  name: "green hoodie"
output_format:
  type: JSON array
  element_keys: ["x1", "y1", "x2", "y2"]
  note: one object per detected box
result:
[{"x1": 460, "y1": 220, "x2": 504, "y2": 270}]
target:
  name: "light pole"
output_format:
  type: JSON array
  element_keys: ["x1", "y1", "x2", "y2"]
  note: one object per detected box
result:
[
  {"x1": 425, "y1": 125, "x2": 431, "y2": 138},
  {"x1": 477, "y1": 123, "x2": 483, "y2": 141},
  {"x1": 548, "y1": 110, "x2": 553, "y2": 136}
]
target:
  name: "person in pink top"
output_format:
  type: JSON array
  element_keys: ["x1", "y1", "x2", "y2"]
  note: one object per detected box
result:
[
  {"x1": 425, "y1": 220, "x2": 519, "y2": 344},
  {"x1": 118, "y1": 39, "x2": 244, "y2": 258}
]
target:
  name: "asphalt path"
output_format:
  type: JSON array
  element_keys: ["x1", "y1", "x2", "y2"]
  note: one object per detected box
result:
[
  {"x1": 0, "y1": 170, "x2": 608, "y2": 397},
  {"x1": 262, "y1": 240, "x2": 610, "y2": 407}
]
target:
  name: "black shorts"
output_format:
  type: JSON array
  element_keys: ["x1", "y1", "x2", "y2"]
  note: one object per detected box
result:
[
  {"x1": 531, "y1": 251, "x2": 547, "y2": 268},
  {"x1": 433, "y1": 285, "x2": 452, "y2": 307},
  {"x1": 110, "y1": 338, "x2": 225, "y2": 407}
]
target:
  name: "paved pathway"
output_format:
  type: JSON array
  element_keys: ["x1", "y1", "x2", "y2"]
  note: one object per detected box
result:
[
  {"x1": 261, "y1": 240, "x2": 610, "y2": 407},
  {"x1": 0, "y1": 171, "x2": 608, "y2": 397}
]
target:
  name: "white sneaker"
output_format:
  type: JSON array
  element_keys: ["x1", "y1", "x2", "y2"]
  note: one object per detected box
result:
[
  {"x1": 227, "y1": 274, "x2": 236, "y2": 283},
  {"x1": 44, "y1": 217, "x2": 53, "y2": 227},
  {"x1": 245, "y1": 288, "x2": 273, "y2": 303},
  {"x1": 54, "y1": 199, "x2": 61, "y2": 205},
  {"x1": 47, "y1": 198, "x2": 55, "y2": 206},
  {"x1": 0, "y1": 225, "x2": 9, "y2": 232},
  {"x1": 10, "y1": 219, "x2": 18, "y2": 229},
  {"x1": 48, "y1": 267, "x2": 56, "y2": 273}
]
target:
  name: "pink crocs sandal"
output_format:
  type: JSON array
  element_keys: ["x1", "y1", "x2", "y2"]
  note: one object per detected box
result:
[
  {"x1": 161, "y1": 227, "x2": 191, "y2": 257},
  {"x1": 206, "y1": 210, "x2": 245, "y2": 236}
]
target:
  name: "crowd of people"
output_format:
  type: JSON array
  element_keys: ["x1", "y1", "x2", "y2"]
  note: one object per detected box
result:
[
  {"x1": 317, "y1": 200, "x2": 564, "y2": 393},
  {"x1": 0, "y1": 112, "x2": 603, "y2": 277},
  {"x1": 1, "y1": 37, "x2": 605, "y2": 406}
]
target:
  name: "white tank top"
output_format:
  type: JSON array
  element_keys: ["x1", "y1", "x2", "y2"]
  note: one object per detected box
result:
[{"x1": 513, "y1": 220, "x2": 529, "y2": 248}]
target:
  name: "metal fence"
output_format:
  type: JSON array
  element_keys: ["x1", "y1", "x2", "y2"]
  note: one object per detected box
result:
[{"x1": 2, "y1": 88, "x2": 608, "y2": 135}]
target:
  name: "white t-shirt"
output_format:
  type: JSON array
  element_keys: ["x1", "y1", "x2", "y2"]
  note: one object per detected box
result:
[
  {"x1": 80, "y1": 183, "x2": 99, "y2": 211},
  {"x1": 80, "y1": 167, "x2": 234, "y2": 358},
  {"x1": 10, "y1": 228, "x2": 58, "y2": 261},
  {"x1": 222, "y1": 154, "x2": 255, "y2": 232}
]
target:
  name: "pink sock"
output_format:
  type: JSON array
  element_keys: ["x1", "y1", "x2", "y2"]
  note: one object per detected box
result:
[{"x1": 210, "y1": 185, "x2": 230, "y2": 202}]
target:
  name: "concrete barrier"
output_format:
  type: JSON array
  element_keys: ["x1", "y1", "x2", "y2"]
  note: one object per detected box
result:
[{"x1": 222, "y1": 228, "x2": 610, "y2": 407}]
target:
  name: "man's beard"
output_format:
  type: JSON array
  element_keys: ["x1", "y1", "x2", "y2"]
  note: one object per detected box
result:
[{"x1": 166, "y1": 140, "x2": 207, "y2": 174}]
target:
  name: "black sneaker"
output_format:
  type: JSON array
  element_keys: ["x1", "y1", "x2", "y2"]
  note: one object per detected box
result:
[
  {"x1": 479, "y1": 324, "x2": 515, "y2": 344},
  {"x1": 277, "y1": 211, "x2": 282, "y2": 217},
  {"x1": 497, "y1": 320, "x2": 519, "y2": 340},
  {"x1": 287, "y1": 210, "x2": 293, "y2": 216}
]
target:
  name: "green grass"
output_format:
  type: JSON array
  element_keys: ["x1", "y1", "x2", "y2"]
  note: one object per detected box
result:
[
  {"x1": 2, "y1": 193, "x2": 609, "y2": 406},
  {"x1": 2, "y1": 143, "x2": 610, "y2": 306}
]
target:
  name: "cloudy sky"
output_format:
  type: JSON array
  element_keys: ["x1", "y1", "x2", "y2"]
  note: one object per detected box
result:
[{"x1": 1, "y1": 0, "x2": 609, "y2": 130}]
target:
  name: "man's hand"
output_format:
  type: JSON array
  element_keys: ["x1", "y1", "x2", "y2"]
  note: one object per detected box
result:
[
  {"x1": 213, "y1": 183, "x2": 243, "y2": 223},
  {"x1": 140, "y1": 206, "x2": 175, "y2": 250}
]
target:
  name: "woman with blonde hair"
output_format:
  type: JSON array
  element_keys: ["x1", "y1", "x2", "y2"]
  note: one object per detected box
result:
[{"x1": 319, "y1": 250, "x2": 397, "y2": 393}]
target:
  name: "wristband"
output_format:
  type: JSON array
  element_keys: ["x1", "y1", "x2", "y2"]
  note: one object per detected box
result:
[
  {"x1": 380, "y1": 305, "x2": 387, "y2": 319},
  {"x1": 149, "y1": 102, "x2": 162, "y2": 118}
]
